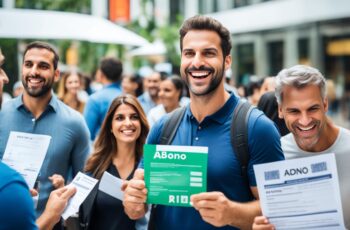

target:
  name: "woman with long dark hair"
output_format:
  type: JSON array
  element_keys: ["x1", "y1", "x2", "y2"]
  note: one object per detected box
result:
[{"x1": 79, "y1": 94, "x2": 149, "y2": 230}]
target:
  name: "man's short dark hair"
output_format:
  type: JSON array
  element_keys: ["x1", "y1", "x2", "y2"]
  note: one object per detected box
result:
[
  {"x1": 23, "y1": 41, "x2": 59, "y2": 70},
  {"x1": 99, "y1": 57, "x2": 123, "y2": 82},
  {"x1": 179, "y1": 15, "x2": 232, "y2": 57}
]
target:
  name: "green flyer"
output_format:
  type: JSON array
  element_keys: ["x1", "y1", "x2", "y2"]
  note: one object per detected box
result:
[{"x1": 144, "y1": 144, "x2": 208, "y2": 207}]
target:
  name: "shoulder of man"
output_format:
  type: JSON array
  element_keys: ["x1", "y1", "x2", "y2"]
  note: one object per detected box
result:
[
  {"x1": 147, "y1": 112, "x2": 173, "y2": 145},
  {"x1": 0, "y1": 97, "x2": 20, "y2": 112},
  {"x1": 56, "y1": 99, "x2": 86, "y2": 122}
]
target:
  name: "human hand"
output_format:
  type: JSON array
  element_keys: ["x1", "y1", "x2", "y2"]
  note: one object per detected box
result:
[
  {"x1": 49, "y1": 174, "x2": 65, "y2": 188},
  {"x1": 191, "y1": 191, "x2": 235, "y2": 227},
  {"x1": 30, "y1": 188, "x2": 38, "y2": 197},
  {"x1": 252, "y1": 216, "x2": 275, "y2": 230},
  {"x1": 122, "y1": 168, "x2": 148, "y2": 219},
  {"x1": 43, "y1": 186, "x2": 77, "y2": 224}
]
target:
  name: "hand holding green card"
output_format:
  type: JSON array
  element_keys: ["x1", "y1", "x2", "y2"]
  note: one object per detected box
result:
[{"x1": 143, "y1": 144, "x2": 208, "y2": 207}]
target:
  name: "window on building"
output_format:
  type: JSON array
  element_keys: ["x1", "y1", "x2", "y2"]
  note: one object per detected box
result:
[
  {"x1": 170, "y1": 0, "x2": 184, "y2": 23},
  {"x1": 298, "y1": 38, "x2": 309, "y2": 65},
  {"x1": 237, "y1": 43, "x2": 255, "y2": 84},
  {"x1": 234, "y1": 0, "x2": 251, "y2": 8},
  {"x1": 267, "y1": 41, "x2": 284, "y2": 76}
]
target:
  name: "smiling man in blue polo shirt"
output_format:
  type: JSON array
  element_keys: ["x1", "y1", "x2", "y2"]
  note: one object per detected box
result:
[{"x1": 123, "y1": 16, "x2": 284, "y2": 230}]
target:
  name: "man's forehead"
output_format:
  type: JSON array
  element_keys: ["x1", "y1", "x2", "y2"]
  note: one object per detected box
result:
[
  {"x1": 281, "y1": 85, "x2": 324, "y2": 107},
  {"x1": 23, "y1": 48, "x2": 54, "y2": 63}
]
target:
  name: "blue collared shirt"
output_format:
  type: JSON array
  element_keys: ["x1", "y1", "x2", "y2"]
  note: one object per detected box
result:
[
  {"x1": 146, "y1": 93, "x2": 284, "y2": 230},
  {"x1": 84, "y1": 82, "x2": 122, "y2": 140},
  {"x1": 0, "y1": 95, "x2": 90, "y2": 216},
  {"x1": 138, "y1": 92, "x2": 157, "y2": 115}
]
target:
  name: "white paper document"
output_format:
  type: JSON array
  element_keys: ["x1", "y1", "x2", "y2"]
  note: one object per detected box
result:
[
  {"x1": 99, "y1": 171, "x2": 124, "y2": 201},
  {"x1": 2, "y1": 131, "x2": 51, "y2": 188},
  {"x1": 61, "y1": 172, "x2": 98, "y2": 220},
  {"x1": 254, "y1": 153, "x2": 345, "y2": 230}
]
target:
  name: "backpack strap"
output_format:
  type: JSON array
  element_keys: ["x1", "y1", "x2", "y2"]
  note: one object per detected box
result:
[
  {"x1": 148, "y1": 106, "x2": 187, "y2": 230},
  {"x1": 159, "y1": 106, "x2": 187, "y2": 145},
  {"x1": 231, "y1": 100, "x2": 254, "y2": 190}
]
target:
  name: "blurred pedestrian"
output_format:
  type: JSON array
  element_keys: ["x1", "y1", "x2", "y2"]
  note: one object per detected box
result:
[
  {"x1": 12, "y1": 80, "x2": 24, "y2": 97},
  {"x1": 122, "y1": 73, "x2": 143, "y2": 97},
  {"x1": 247, "y1": 77, "x2": 263, "y2": 105},
  {"x1": 0, "y1": 41, "x2": 90, "y2": 223},
  {"x1": 259, "y1": 76, "x2": 275, "y2": 96},
  {"x1": 257, "y1": 91, "x2": 289, "y2": 136},
  {"x1": 137, "y1": 71, "x2": 163, "y2": 115},
  {"x1": 147, "y1": 75, "x2": 184, "y2": 126},
  {"x1": 80, "y1": 94, "x2": 149, "y2": 230},
  {"x1": 84, "y1": 57, "x2": 123, "y2": 141},
  {"x1": 57, "y1": 71, "x2": 85, "y2": 113}
]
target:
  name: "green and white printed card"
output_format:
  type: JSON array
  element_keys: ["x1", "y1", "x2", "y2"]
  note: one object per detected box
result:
[{"x1": 144, "y1": 144, "x2": 208, "y2": 207}]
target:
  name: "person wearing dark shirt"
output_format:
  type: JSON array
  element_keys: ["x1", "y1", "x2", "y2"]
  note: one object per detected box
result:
[
  {"x1": 257, "y1": 91, "x2": 289, "y2": 136},
  {"x1": 80, "y1": 94, "x2": 149, "y2": 230}
]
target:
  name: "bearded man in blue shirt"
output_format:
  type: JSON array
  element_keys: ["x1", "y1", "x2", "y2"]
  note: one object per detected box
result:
[
  {"x1": 123, "y1": 16, "x2": 284, "y2": 230},
  {"x1": 0, "y1": 41, "x2": 90, "y2": 221}
]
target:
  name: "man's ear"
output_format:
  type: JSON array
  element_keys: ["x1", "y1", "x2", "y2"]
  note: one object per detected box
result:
[
  {"x1": 54, "y1": 69, "x2": 60, "y2": 83},
  {"x1": 323, "y1": 97, "x2": 328, "y2": 113},
  {"x1": 278, "y1": 104, "x2": 284, "y2": 119},
  {"x1": 224, "y1": 55, "x2": 232, "y2": 71}
]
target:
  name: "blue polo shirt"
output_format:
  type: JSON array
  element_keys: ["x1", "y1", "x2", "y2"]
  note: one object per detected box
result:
[
  {"x1": 0, "y1": 162, "x2": 37, "y2": 230},
  {"x1": 84, "y1": 82, "x2": 122, "y2": 140},
  {"x1": 0, "y1": 95, "x2": 90, "y2": 216},
  {"x1": 146, "y1": 93, "x2": 284, "y2": 230}
]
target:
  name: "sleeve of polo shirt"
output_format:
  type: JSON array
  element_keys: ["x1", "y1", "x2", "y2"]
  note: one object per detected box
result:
[
  {"x1": 83, "y1": 97, "x2": 99, "y2": 140},
  {"x1": 247, "y1": 109, "x2": 285, "y2": 186},
  {"x1": 0, "y1": 180, "x2": 38, "y2": 229},
  {"x1": 71, "y1": 116, "x2": 91, "y2": 176}
]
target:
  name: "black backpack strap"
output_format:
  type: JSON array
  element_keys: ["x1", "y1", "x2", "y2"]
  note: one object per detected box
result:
[
  {"x1": 159, "y1": 106, "x2": 187, "y2": 145},
  {"x1": 148, "y1": 106, "x2": 187, "y2": 230},
  {"x1": 231, "y1": 100, "x2": 254, "y2": 191}
]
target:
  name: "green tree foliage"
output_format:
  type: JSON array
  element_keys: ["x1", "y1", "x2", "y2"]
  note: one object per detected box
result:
[
  {"x1": 15, "y1": 0, "x2": 90, "y2": 13},
  {"x1": 0, "y1": 39, "x2": 18, "y2": 94},
  {"x1": 157, "y1": 15, "x2": 183, "y2": 68}
]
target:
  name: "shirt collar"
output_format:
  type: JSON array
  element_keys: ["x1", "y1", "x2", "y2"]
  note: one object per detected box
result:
[
  {"x1": 15, "y1": 94, "x2": 58, "y2": 113},
  {"x1": 185, "y1": 93, "x2": 239, "y2": 125},
  {"x1": 104, "y1": 82, "x2": 121, "y2": 89}
]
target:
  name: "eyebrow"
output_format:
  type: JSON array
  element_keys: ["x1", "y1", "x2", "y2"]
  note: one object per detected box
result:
[{"x1": 203, "y1": 48, "x2": 218, "y2": 52}]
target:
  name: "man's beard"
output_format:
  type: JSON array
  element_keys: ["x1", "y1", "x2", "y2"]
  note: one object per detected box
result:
[
  {"x1": 183, "y1": 64, "x2": 224, "y2": 96},
  {"x1": 22, "y1": 75, "x2": 53, "y2": 98}
]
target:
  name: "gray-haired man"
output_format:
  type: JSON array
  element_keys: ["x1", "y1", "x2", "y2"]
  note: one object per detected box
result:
[{"x1": 253, "y1": 65, "x2": 350, "y2": 229}]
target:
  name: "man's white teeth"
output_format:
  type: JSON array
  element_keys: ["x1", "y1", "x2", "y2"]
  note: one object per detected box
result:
[
  {"x1": 298, "y1": 125, "x2": 314, "y2": 131},
  {"x1": 191, "y1": 72, "x2": 209, "y2": 77},
  {"x1": 29, "y1": 78, "x2": 42, "y2": 83}
]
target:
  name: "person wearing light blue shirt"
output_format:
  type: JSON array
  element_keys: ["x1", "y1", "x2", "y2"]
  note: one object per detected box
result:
[
  {"x1": 0, "y1": 41, "x2": 90, "y2": 219},
  {"x1": 84, "y1": 57, "x2": 123, "y2": 140},
  {"x1": 137, "y1": 71, "x2": 163, "y2": 115}
]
